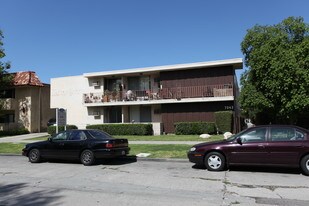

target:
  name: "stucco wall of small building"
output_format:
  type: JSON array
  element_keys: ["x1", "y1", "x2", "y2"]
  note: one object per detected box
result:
[
  {"x1": 0, "y1": 85, "x2": 54, "y2": 132},
  {"x1": 51, "y1": 75, "x2": 100, "y2": 129}
]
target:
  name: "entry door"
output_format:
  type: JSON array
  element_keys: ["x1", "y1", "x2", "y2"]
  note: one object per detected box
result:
[
  {"x1": 105, "y1": 107, "x2": 122, "y2": 123},
  {"x1": 140, "y1": 106, "x2": 152, "y2": 122}
]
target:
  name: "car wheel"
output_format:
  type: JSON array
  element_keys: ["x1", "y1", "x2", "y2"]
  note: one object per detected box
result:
[
  {"x1": 204, "y1": 152, "x2": 225, "y2": 171},
  {"x1": 300, "y1": 155, "x2": 309, "y2": 176},
  {"x1": 28, "y1": 148, "x2": 41, "y2": 163},
  {"x1": 80, "y1": 150, "x2": 95, "y2": 166}
]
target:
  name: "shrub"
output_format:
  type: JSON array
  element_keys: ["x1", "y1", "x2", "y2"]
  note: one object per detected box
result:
[
  {"x1": 86, "y1": 124, "x2": 153, "y2": 135},
  {"x1": 47, "y1": 125, "x2": 78, "y2": 136},
  {"x1": 215, "y1": 111, "x2": 233, "y2": 133},
  {"x1": 174, "y1": 122, "x2": 216, "y2": 135},
  {"x1": 0, "y1": 127, "x2": 30, "y2": 137}
]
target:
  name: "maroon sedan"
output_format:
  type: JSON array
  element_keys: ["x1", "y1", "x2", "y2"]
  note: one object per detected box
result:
[{"x1": 188, "y1": 125, "x2": 309, "y2": 175}]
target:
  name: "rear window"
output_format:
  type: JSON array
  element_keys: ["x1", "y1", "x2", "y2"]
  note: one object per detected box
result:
[
  {"x1": 270, "y1": 127, "x2": 306, "y2": 141},
  {"x1": 86, "y1": 130, "x2": 113, "y2": 139}
]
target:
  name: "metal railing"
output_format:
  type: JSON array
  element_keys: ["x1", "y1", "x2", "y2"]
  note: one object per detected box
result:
[{"x1": 83, "y1": 84, "x2": 233, "y2": 104}]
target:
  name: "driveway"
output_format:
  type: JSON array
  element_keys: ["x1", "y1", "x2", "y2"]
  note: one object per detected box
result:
[{"x1": 0, "y1": 155, "x2": 309, "y2": 206}]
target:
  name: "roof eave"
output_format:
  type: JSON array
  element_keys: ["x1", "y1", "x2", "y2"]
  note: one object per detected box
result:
[{"x1": 83, "y1": 58, "x2": 243, "y2": 78}]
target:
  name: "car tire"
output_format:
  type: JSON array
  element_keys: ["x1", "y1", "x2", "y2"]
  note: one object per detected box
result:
[
  {"x1": 204, "y1": 152, "x2": 226, "y2": 171},
  {"x1": 300, "y1": 155, "x2": 309, "y2": 176},
  {"x1": 28, "y1": 148, "x2": 41, "y2": 163},
  {"x1": 80, "y1": 150, "x2": 95, "y2": 166}
]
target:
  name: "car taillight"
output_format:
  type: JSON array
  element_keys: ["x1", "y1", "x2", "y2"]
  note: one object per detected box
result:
[{"x1": 106, "y1": 143, "x2": 114, "y2": 148}]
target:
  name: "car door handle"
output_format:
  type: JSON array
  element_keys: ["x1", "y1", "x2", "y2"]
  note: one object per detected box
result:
[
  {"x1": 59, "y1": 143, "x2": 65, "y2": 146},
  {"x1": 258, "y1": 145, "x2": 265, "y2": 148}
]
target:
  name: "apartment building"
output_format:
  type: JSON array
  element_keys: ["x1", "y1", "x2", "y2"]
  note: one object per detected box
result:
[
  {"x1": 0, "y1": 71, "x2": 55, "y2": 132},
  {"x1": 51, "y1": 58, "x2": 243, "y2": 135}
]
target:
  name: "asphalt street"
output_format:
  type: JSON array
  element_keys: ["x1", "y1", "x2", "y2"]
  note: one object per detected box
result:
[{"x1": 1, "y1": 155, "x2": 309, "y2": 206}]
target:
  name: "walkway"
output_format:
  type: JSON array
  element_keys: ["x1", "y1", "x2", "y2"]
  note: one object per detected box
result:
[
  {"x1": 0, "y1": 133, "x2": 202, "y2": 145},
  {"x1": 0, "y1": 133, "x2": 48, "y2": 143}
]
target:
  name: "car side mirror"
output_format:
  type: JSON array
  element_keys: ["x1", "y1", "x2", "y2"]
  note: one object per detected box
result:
[
  {"x1": 48, "y1": 137, "x2": 52, "y2": 142},
  {"x1": 236, "y1": 137, "x2": 242, "y2": 145}
]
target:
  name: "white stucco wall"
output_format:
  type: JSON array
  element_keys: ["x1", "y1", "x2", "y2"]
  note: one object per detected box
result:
[{"x1": 51, "y1": 75, "x2": 104, "y2": 129}]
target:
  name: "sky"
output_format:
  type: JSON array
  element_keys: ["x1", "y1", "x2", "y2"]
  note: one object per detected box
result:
[{"x1": 0, "y1": 0, "x2": 309, "y2": 84}]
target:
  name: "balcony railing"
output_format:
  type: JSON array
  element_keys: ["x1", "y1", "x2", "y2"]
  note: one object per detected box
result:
[{"x1": 83, "y1": 84, "x2": 233, "y2": 104}]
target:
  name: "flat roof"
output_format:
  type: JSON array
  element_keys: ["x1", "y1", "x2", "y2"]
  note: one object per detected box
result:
[{"x1": 83, "y1": 58, "x2": 243, "y2": 78}]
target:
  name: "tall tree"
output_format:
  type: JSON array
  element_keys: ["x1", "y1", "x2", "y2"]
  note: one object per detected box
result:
[
  {"x1": 240, "y1": 17, "x2": 309, "y2": 125},
  {"x1": 0, "y1": 29, "x2": 11, "y2": 89},
  {"x1": 0, "y1": 29, "x2": 12, "y2": 113}
]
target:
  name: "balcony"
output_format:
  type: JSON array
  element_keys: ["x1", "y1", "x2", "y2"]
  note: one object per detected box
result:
[{"x1": 83, "y1": 84, "x2": 233, "y2": 105}]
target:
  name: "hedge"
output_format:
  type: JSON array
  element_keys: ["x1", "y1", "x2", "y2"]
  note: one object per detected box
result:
[
  {"x1": 86, "y1": 124, "x2": 153, "y2": 135},
  {"x1": 0, "y1": 128, "x2": 30, "y2": 137},
  {"x1": 214, "y1": 111, "x2": 233, "y2": 133},
  {"x1": 174, "y1": 122, "x2": 216, "y2": 135},
  {"x1": 47, "y1": 125, "x2": 78, "y2": 136}
]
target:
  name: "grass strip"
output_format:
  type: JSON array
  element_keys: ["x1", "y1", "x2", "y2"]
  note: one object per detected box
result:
[
  {"x1": 129, "y1": 144, "x2": 191, "y2": 159},
  {"x1": 0, "y1": 143, "x2": 25, "y2": 154}
]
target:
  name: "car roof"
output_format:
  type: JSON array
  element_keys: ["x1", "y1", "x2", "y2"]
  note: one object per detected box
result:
[{"x1": 251, "y1": 125, "x2": 309, "y2": 132}]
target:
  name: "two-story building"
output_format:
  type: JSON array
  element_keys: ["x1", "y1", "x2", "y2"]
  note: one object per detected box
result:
[
  {"x1": 0, "y1": 71, "x2": 55, "y2": 132},
  {"x1": 51, "y1": 58, "x2": 243, "y2": 135}
]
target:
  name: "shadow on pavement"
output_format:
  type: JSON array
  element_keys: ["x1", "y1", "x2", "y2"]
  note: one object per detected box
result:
[
  {"x1": 191, "y1": 164, "x2": 303, "y2": 175},
  {"x1": 228, "y1": 165, "x2": 302, "y2": 175},
  {"x1": 42, "y1": 155, "x2": 137, "y2": 166},
  {"x1": 95, "y1": 155, "x2": 137, "y2": 165},
  {"x1": 0, "y1": 183, "x2": 62, "y2": 205}
]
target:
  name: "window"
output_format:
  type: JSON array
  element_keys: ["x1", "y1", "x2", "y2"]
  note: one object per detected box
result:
[
  {"x1": 240, "y1": 128, "x2": 266, "y2": 143},
  {"x1": 0, "y1": 113, "x2": 15, "y2": 123},
  {"x1": 104, "y1": 78, "x2": 122, "y2": 91},
  {"x1": 270, "y1": 128, "x2": 305, "y2": 141},
  {"x1": 0, "y1": 89, "x2": 15, "y2": 98},
  {"x1": 128, "y1": 76, "x2": 150, "y2": 91},
  {"x1": 53, "y1": 132, "x2": 68, "y2": 141},
  {"x1": 294, "y1": 130, "x2": 306, "y2": 140},
  {"x1": 87, "y1": 130, "x2": 112, "y2": 139},
  {"x1": 68, "y1": 131, "x2": 87, "y2": 141}
]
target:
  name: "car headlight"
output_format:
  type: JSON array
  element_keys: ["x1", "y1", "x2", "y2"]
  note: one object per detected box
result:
[{"x1": 189, "y1": 147, "x2": 196, "y2": 152}]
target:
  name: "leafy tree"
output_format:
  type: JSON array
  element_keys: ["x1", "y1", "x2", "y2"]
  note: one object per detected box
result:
[
  {"x1": 240, "y1": 17, "x2": 309, "y2": 125},
  {"x1": 0, "y1": 29, "x2": 12, "y2": 110}
]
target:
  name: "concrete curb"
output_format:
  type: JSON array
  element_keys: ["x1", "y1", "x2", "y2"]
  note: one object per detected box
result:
[{"x1": 0, "y1": 153, "x2": 22, "y2": 156}]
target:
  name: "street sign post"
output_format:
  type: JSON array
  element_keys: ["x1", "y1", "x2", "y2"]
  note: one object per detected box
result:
[{"x1": 56, "y1": 108, "x2": 67, "y2": 133}]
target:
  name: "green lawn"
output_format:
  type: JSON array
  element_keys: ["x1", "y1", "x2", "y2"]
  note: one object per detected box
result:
[
  {"x1": 129, "y1": 144, "x2": 191, "y2": 158},
  {"x1": 0, "y1": 143, "x2": 25, "y2": 154}
]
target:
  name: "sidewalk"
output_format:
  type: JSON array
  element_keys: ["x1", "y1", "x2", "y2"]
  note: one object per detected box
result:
[
  {"x1": 0, "y1": 133, "x2": 48, "y2": 143},
  {"x1": 0, "y1": 133, "x2": 202, "y2": 145}
]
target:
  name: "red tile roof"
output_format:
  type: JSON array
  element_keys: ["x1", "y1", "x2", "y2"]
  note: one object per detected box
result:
[{"x1": 13, "y1": 71, "x2": 44, "y2": 86}]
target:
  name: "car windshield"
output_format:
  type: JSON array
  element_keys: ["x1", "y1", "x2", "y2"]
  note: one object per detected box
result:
[{"x1": 86, "y1": 130, "x2": 113, "y2": 139}]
